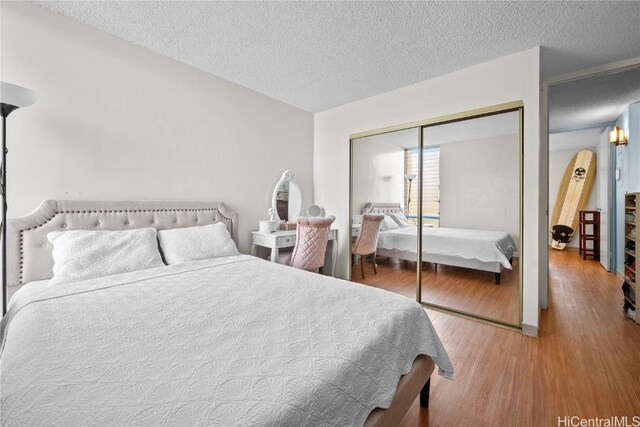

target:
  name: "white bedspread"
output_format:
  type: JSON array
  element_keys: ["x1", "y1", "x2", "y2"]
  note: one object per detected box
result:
[
  {"x1": 1, "y1": 255, "x2": 453, "y2": 427},
  {"x1": 378, "y1": 227, "x2": 517, "y2": 269}
]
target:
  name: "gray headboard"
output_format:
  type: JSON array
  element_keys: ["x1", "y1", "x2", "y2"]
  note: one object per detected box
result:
[
  {"x1": 361, "y1": 202, "x2": 404, "y2": 215},
  {"x1": 7, "y1": 200, "x2": 238, "y2": 299}
]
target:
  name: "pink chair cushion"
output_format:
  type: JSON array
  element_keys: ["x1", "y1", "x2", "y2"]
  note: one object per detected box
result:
[
  {"x1": 289, "y1": 216, "x2": 335, "y2": 271},
  {"x1": 353, "y1": 214, "x2": 384, "y2": 256}
]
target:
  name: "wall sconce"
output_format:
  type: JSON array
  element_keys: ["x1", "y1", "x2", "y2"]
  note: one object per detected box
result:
[{"x1": 610, "y1": 126, "x2": 628, "y2": 146}]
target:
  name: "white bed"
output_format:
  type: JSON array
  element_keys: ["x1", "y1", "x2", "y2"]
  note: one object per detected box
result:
[
  {"x1": 1, "y1": 200, "x2": 453, "y2": 427},
  {"x1": 363, "y1": 202, "x2": 517, "y2": 284}
]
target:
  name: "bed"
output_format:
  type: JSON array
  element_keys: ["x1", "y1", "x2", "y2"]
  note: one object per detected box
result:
[
  {"x1": 362, "y1": 202, "x2": 517, "y2": 284},
  {"x1": 1, "y1": 200, "x2": 453, "y2": 427}
]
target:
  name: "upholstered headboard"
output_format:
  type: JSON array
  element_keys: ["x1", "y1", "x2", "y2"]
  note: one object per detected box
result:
[
  {"x1": 361, "y1": 203, "x2": 404, "y2": 215},
  {"x1": 7, "y1": 200, "x2": 238, "y2": 298}
]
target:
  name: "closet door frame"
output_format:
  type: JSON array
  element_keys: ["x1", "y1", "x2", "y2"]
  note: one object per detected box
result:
[{"x1": 349, "y1": 101, "x2": 524, "y2": 330}]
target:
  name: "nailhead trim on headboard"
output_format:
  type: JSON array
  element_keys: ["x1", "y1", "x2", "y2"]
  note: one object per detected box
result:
[
  {"x1": 17, "y1": 208, "x2": 233, "y2": 285},
  {"x1": 361, "y1": 202, "x2": 404, "y2": 215}
]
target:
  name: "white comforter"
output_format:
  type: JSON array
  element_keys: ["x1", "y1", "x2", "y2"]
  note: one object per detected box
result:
[
  {"x1": 1, "y1": 255, "x2": 453, "y2": 427},
  {"x1": 378, "y1": 227, "x2": 517, "y2": 269}
]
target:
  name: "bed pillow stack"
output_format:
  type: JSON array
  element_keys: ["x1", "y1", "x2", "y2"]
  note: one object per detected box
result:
[{"x1": 47, "y1": 222, "x2": 240, "y2": 284}]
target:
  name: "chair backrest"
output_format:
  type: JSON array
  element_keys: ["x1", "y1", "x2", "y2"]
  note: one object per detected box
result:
[
  {"x1": 290, "y1": 216, "x2": 336, "y2": 271},
  {"x1": 353, "y1": 214, "x2": 384, "y2": 256}
]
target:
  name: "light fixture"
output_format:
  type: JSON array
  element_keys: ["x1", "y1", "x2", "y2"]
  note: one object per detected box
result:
[
  {"x1": 1, "y1": 81, "x2": 36, "y2": 315},
  {"x1": 405, "y1": 173, "x2": 416, "y2": 219},
  {"x1": 609, "y1": 125, "x2": 628, "y2": 146}
]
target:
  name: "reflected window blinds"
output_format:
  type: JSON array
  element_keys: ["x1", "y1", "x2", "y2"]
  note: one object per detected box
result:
[{"x1": 404, "y1": 147, "x2": 440, "y2": 221}]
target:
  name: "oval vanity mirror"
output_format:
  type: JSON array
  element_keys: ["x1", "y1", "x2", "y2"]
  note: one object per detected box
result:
[{"x1": 272, "y1": 170, "x2": 302, "y2": 222}]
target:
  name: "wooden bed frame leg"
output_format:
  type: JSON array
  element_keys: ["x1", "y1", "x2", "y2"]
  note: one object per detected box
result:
[
  {"x1": 494, "y1": 272, "x2": 501, "y2": 285},
  {"x1": 420, "y1": 378, "x2": 431, "y2": 408}
]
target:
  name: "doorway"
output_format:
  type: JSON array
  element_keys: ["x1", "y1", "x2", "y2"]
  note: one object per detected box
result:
[{"x1": 542, "y1": 60, "x2": 640, "y2": 317}]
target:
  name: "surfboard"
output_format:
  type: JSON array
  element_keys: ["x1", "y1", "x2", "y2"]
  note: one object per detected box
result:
[{"x1": 550, "y1": 150, "x2": 597, "y2": 250}]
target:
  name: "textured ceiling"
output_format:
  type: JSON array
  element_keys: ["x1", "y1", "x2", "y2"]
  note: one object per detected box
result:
[
  {"x1": 33, "y1": 1, "x2": 640, "y2": 112},
  {"x1": 549, "y1": 68, "x2": 640, "y2": 131}
]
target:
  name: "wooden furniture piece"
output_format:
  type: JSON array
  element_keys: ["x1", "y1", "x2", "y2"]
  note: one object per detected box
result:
[
  {"x1": 363, "y1": 356, "x2": 434, "y2": 427},
  {"x1": 352, "y1": 214, "x2": 385, "y2": 279},
  {"x1": 578, "y1": 210, "x2": 600, "y2": 260},
  {"x1": 251, "y1": 228, "x2": 338, "y2": 276},
  {"x1": 624, "y1": 193, "x2": 638, "y2": 324}
]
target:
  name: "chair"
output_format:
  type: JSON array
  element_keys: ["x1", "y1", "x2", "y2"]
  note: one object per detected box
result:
[
  {"x1": 352, "y1": 214, "x2": 384, "y2": 279},
  {"x1": 278, "y1": 216, "x2": 336, "y2": 272}
]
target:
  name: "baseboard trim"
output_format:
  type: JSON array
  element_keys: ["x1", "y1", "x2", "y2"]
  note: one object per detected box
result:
[{"x1": 522, "y1": 323, "x2": 538, "y2": 337}]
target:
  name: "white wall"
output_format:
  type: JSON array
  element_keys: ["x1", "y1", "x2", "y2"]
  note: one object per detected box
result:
[
  {"x1": 548, "y1": 147, "x2": 598, "y2": 248},
  {"x1": 0, "y1": 2, "x2": 314, "y2": 253},
  {"x1": 314, "y1": 48, "x2": 540, "y2": 332},
  {"x1": 351, "y1": 136, "x2": 405, "y2": 215},
  {"x1": 439, "y1": 134, "x2": 519, "y2": 244}
]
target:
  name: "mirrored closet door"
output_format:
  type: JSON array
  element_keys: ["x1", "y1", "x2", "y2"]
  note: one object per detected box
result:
[
  {"x1": 349, "y1": 103, "x2": 523, "y2": 328},
  {"x1": 419, "y1": 109, "x2": 522, "y2": 326},
  {"x1": 350, "y1": 128, "x2": 419, "y2": 299}
]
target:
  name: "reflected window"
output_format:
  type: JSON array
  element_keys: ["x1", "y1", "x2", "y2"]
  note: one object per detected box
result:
[{"x1": 405, "y1": 147, "x2": 440, "y2": 227}]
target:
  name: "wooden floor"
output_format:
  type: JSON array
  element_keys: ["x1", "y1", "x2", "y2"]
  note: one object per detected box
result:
[
  {"x1": 390, "y1": 249, "x2": 640, "y2": 426},
  {"x1": 352, "y1": 256, "x2": 519, "y2": 324}
]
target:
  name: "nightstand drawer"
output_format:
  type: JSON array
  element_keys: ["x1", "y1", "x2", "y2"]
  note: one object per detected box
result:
[{"x1": 279, "y1": 235, "x2": 295, "y2": 245}]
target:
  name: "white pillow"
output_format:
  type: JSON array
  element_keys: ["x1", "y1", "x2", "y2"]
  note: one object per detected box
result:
[
  {"x1": 48, "y1": 228, "x2": 165, "y2": 285},
  {"x1": 157, "y1": 222, "x2": 239, "y2": 265},
  {"x1": 380, "y1": 215, "x2": 400, "y2": 232},
  {"x1": 389, "y1": 213, "x2": 412, "y2": 228}
]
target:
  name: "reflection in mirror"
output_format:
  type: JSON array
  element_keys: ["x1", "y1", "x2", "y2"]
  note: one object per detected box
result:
[
  {"x1": 419, "y1": 110, "x2": 521, "y2": 326},
  {"x1": 350, "y1": 128, "x2": 419, "y2": 300},
  {"x1": 272, "y1": 170, "x2": 302, "y2": 222}
]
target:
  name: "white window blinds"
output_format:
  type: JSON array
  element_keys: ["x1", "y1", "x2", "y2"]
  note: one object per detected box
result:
[{"x1": 404, "y1": 147, "x2": 440, "y2": 220}]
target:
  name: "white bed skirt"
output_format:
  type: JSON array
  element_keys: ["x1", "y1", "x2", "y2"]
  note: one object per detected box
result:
[{"x1": 376, "y1": 247, "x2": 515, "y2": 274}]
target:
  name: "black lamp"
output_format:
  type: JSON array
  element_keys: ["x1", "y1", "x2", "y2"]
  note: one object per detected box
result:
[
  {"x1": 405, "y1": 173, "x2": 416, "y2": 221},
  {"x1": 1, "y1": 82, "x2": 36, "y2": 315}
]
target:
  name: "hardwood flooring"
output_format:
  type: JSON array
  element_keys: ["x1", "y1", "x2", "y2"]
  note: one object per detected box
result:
[
  {"x1": 388, "y1": 249, "x2": 640, "y2": 426},
  {"x1": 352, "y1": 257, "x2": 419, "y2": 299},
  {"x1": 352, "y1": 256, "x2": 519, "y2": 324},
  {"x1": 422, "y1": 260, "x2": 519, "y2": 324}
]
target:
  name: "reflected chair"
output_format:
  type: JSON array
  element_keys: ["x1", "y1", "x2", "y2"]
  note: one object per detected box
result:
[
  {"x1": 352, "y1": 214, "x2": 384, "y2": 279},
  {"x1": 278, "y1": 216, "x2": 336, "y2": 273}
]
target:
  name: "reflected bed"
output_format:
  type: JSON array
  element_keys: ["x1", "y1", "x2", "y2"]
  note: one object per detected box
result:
[{"x1": 363, "y1": 202, "x2": 517, "y2": 284}]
